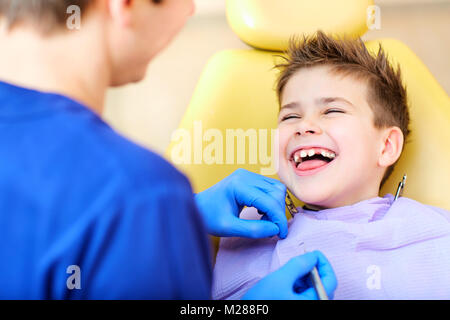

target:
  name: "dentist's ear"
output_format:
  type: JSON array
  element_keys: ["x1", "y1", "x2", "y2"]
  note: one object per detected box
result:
[
  {"x1": 378, "y1": 127, "x2": 404, "y2": 168},
  {"x1": 108, "y1": 0, "x2": 134, "y2": 27}
]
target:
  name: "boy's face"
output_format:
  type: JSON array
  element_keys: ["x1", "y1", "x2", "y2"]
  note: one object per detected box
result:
[{"x1": 277, "y1": 65, "x2": 386, "y2": 209}]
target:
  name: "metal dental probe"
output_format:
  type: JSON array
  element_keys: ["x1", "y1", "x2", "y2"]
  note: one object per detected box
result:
[
  {"x1": 394, "y1": 174, "x2": 407, "y2": 201},
  {"x1": 285, "y1": 193, "x2": 329, "y2": 300},
  {"x1": 285, "y1": 192, "x2": 298, "y2": 218},
  {"x1": 298, "y1": 242, "x2": 329, "y2": 300}
]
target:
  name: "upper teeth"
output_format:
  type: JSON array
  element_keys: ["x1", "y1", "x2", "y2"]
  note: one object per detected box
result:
[
  {"x1": 321, "y1": 150, "x2": 336, "y2": 159},
  {"x1": 293, "y1": 148, "x2": 336, "y2": 163}
]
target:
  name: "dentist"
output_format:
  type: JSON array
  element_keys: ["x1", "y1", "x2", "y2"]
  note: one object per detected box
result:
[{"x1": 0, "y1": 0, "x2": 336, "y2": 299}]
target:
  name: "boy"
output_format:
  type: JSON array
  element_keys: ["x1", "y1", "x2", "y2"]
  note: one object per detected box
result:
[{"x1": 212, "y1": 31, "x2": 450, "y2": 299}]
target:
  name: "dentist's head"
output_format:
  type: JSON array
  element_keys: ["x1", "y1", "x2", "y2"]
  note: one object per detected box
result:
[
  {"x1": 103, "y1": 0, "x2": 196, "y2": 85},
  {"x1": 0, "y1": 0, "x2": 196, "y2": 112}
]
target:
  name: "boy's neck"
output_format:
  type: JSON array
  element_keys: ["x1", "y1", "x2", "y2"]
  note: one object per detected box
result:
[
  {"x1": 0, "y1": 22, "x2": 111, "y2": 115},
  {"x1": 303, "y1": 185, "x2": 382, "y2": 211}
]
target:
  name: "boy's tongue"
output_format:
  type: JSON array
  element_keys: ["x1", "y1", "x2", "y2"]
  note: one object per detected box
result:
[{"x1": 297, "y1": 159, "x2": 329, "y2": 171}]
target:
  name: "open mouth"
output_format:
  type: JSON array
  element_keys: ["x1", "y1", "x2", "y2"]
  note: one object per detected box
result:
[{"x1": 289, "y1": 147, "x2": 337, "y2": 176}]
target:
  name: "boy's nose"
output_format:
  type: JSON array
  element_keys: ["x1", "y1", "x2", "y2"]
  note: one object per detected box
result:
[
  {"x1": 296, "y1": 129, "x2": 317, "y2": 136},
  {"x1": 295, "y1": 120, "x2": 323, "y2": 136}
]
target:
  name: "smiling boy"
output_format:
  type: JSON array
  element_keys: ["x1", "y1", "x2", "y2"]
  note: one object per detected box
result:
[
  {"x1": 212, "y1": 31, "x2": 450, "y2": 299},
  {"x1": 277, "y1": 50, "x2": 407, "y2": 209}
]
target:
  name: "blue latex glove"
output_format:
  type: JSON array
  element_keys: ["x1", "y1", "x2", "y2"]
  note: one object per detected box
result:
[
  {"x1": 242, "y1": 251, "x2": 338, "y2": 300},
  {"x1": 195, "y1": 169, "x2": 288, "y2": 239}
]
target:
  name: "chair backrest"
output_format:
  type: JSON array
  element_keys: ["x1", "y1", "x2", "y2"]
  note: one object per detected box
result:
[{"x1": 166, "y1": 0, "x2": 450, "y2": 211}]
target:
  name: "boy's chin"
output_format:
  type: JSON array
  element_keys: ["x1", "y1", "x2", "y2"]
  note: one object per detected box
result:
[
  {"x1": 290, "y1": 187, "x2": 336, "y2": 210},
  {"x1": 280, "y1": 170, "x2": 340, "y2": 209}
]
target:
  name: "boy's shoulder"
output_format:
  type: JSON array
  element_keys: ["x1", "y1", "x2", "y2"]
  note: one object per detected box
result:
[{"x1": 396, "y1": 196, "x2": 450, "y2": 223}]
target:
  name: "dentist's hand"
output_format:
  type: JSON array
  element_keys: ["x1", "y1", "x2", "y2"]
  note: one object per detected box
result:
[
  {"x1": 194, "y1": 169, "x2": 288, "y2": 239},
  {"x1": 242, "y1": 251, "x2": 338, "y2": 300}
]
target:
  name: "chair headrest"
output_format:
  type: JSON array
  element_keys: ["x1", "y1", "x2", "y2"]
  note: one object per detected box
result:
[{"x1": 226, "y1": 0, "x2": 374, "y2": 51}]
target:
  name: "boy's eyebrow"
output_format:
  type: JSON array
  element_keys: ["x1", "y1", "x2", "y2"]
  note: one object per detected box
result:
[
  {"x1": 280, "y1": 97, "x2": 355, "y2": 112},
  {"x1": 280, "y1": 102, "x2": 300, "y2": 111},
  {"x1": 317, "y1": 97, "x2": 355, "y2": 108}
]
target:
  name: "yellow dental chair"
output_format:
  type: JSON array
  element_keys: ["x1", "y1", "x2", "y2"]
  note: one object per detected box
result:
[{"x1": 166, "y1": 0, "x2": 450, "y2": 230}]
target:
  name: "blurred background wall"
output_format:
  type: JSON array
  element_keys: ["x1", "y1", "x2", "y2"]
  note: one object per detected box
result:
[{"x1": 103, "y1": 0, "x2": 450, "y2": 156}]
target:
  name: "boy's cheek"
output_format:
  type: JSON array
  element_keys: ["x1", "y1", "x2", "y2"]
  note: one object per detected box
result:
[
  {"x1": 278, "y1": 161, "x2": 302, "y2": 199},
  {"x1": 277, "y1": 126, "x2": 291, "y2": 161},
  {"x1": 277, "y1": 133, "x2": 290, "y2": 161}
]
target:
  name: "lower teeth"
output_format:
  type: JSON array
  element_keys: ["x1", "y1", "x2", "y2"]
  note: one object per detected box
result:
[{"x1": 294, "y1": 158, "x2": 334, "y2": 168}]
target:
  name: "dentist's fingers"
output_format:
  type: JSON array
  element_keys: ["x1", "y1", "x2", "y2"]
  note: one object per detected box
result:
[
  {"x1": 247, "y1": 172, "x2": 287, "y2": 203},
  {"x1": 278, "y1": 253, "x2": 320, "y2": 281},
  {"x1": 242, "y1": 251, "x2": 337, "y2": 300},
  {"x1": 224, "y1": 216, "x2": 280, "y2": 239},
  {"x1": 292, "y1": 251, "x2": 338, "y2": 299},
  {"x1": 234, "y1": 184, "x2": 288, "y2": 238},
  {"x1": 260, "y1": 175, "x2": 287, "y2": 193},
  {"x1": 233, "y1": 169, "x2": 286, "y2": 200}
]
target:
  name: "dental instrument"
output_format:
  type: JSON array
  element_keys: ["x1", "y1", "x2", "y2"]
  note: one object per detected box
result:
[
  {"x1": 394, "y1": 174, "x2": 407, "y2": 201},
  {"x1": 285, "y1": 192, "x2": 299, "y2": 218},
  {"x1": 285, "y1": 194, "x2": 329, "y2": 300},
  {"x1": 298, "y1": 242, "x2": 329, "y2": 300}
]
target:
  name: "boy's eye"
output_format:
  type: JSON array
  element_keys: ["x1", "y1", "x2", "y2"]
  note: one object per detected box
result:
[
  {"x1": 324, "y1": 108, "x2": 344, "y2": 114},
  {"x1": 281, "y1": 114, "x2": 301, "y2": 121},
  {"x1": 280, "y1": 114, "x2": 300, "y2": 121}
]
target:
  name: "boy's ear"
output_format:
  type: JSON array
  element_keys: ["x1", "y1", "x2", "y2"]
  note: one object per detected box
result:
[{"x1": 378, "y1": 127, "x2": 404, "y2": 168}]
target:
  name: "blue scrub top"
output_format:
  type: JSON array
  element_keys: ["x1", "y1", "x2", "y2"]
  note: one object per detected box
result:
[{"x1": 0, "y1": 80, "x2": 212, "y2": 299}]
